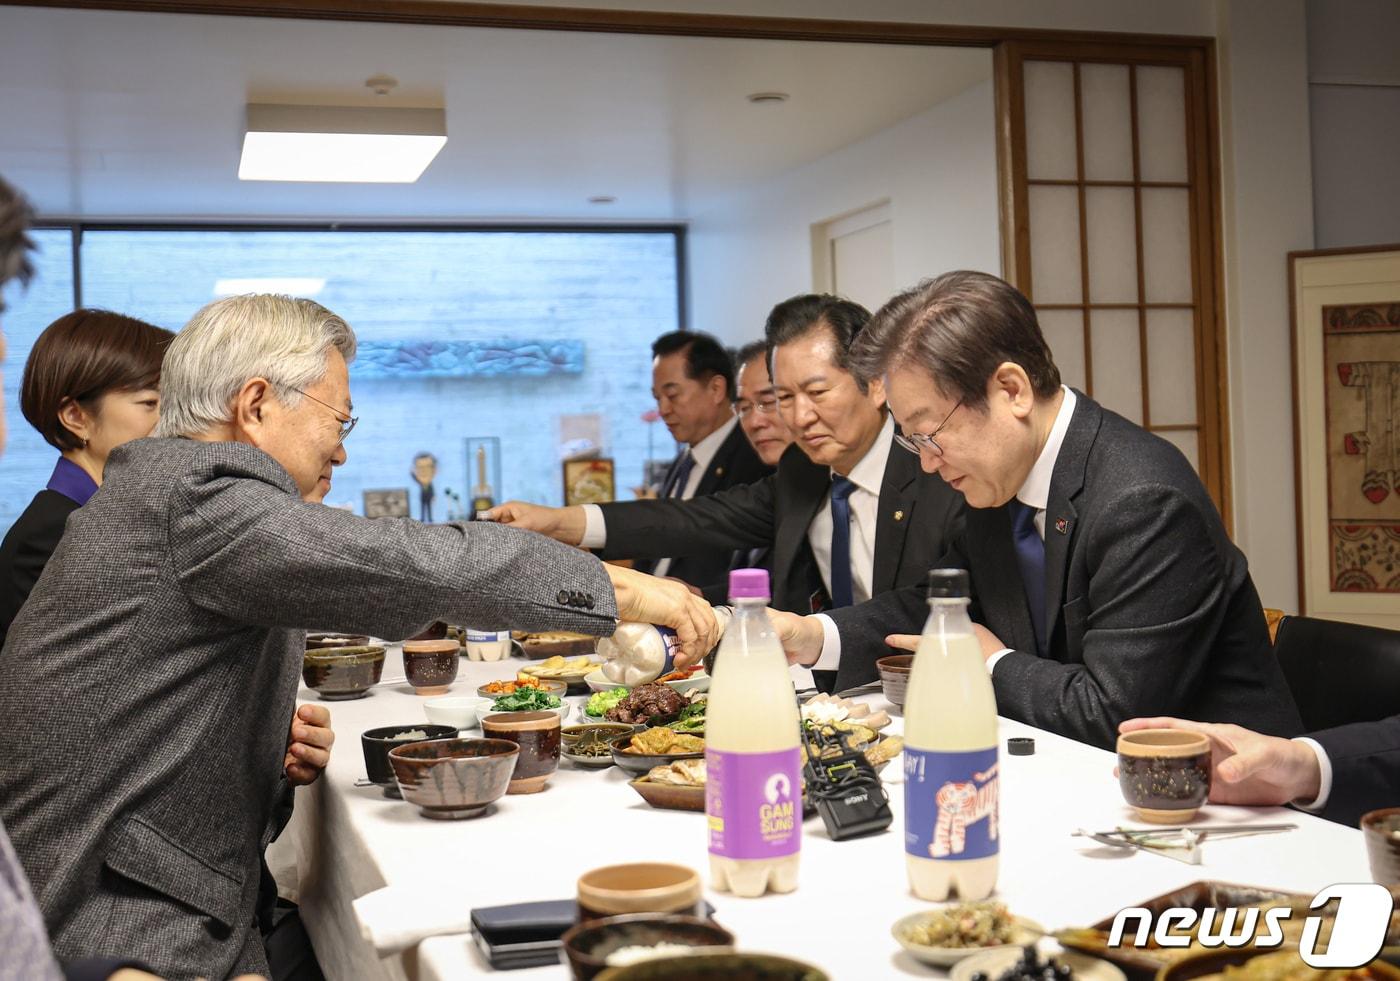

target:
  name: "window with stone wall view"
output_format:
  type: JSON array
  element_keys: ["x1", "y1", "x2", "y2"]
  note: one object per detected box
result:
[{"x1": 0, "y1": 227, "x2": 682, "y2": 525}]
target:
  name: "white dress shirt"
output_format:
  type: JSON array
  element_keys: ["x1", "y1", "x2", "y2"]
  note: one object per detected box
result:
[
  {"x1": 984, "y1": 386, "x2": 1076, "y2": 673},
  {"x1": 813, "y1": 387, "x2": 1078, "y2": 675},
  {"x1": 1292, "y1": 737, "x2": 1335, "y2": 812},
  {"x1": 805, "y1": 415, "x2": 892, "y2": 610},
  {"x1": 580, "y1": 415, "x2": 739, "y2": 580}
]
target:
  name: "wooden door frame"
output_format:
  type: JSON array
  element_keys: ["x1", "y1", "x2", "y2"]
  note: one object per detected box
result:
[
  {"x1": 5, "y1": 0, "x2": 1231, "y2": 523},
  {"x1": 993, "y1": 39, "x2": 1231, "y2": 523}
]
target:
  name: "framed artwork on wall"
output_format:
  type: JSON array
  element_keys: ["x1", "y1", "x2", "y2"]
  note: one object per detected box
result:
[
  {"x1": 1289, "y1": 244, "x2": 1400, "y2": 629},
  {"x1": 562, "y1": 458, "x2": 615, "y2": 507},
  {"x1": 363, "y1": 488, "x2": 411, "y2": 519}
]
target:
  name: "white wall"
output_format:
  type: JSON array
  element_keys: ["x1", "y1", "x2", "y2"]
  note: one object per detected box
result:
[
  {"x1": 688, "y1": 78, "x2": 1000, "y2": 344},
  {"x1": 1306, "y1": 0, "x2": 1400, "y2": 249},
  {"x1": 434, "y1": 0, "x2": 1324, "y2": 607},
  {"x1": 1214, "y1": 0, "x2": 1314, "y2": 611}
]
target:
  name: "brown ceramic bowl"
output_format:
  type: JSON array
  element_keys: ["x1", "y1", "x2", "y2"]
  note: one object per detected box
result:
[
  {"x1": 387, "y1": 737, "x2": 519, "y2": 820},
  {"x1": 360, "y1": 723, "x2": 460, "y2": 797},
  {"x1": 876, "y1": 654, "x2": 913, "y2": 710},
  {"x1": 305, "y1": 632, "x2": 371, "y2": 650},
  {"x1": 561, "y1": 914, "x2": 734, "y2": 981},
  {"x1": 576, "y1": 863, "x2": 704, "y2": 923},
  {"x1": 1116, "y1": 729, "x2": 1212, "y2": 823},
  {"x1": 481, "y1": 710, "x2": 561, "y2": 794},
  {"x1": 596, "y1": 952, "x2": 829, "y2": 981},
  {"x1": 1363, "y1": 808, "x2": 1400, "y2": 887},
  {"x1": 303, "y1": 645, "x2": 386, "y2": 700},
  {"x1": 403, "y1": 639, "x2": 460, "y2": 695}
]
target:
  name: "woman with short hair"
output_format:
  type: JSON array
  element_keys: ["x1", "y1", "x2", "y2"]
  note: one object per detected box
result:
[{"x1": 0, "y1": 308, "x2": 173, "y2": 641}]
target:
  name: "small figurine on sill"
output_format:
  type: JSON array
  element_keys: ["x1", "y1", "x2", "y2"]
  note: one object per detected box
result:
[{"x1": 411, "y1": 451, "x2": 437, "y2": 523}]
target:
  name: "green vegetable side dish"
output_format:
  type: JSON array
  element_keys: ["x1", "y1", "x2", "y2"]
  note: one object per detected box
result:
[
  {"x1": 585, "y1": 687, "x2": 629, "y2": 718},
  {"x1": 491, "y1": 688, "x2": 562, "y2": 712},
  {"x1": 666, "y1": 700, "x2": 706, "y2": 732}
]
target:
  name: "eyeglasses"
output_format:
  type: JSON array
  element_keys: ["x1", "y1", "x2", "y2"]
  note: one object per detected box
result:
[
  {"x1": 894, "y1": 398, "x2": 963, "y2": 457},
  {"x1": 293, "y1": 388, "x2": 358, "y2": 443},
  {"x1": 734, "y1": 395, "x2": 779, "y2": 419}
]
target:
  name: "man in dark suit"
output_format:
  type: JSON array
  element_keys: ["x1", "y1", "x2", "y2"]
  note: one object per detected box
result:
[
  {"x1": 488, "y1": 296, "x2": 964, "y2": 688},
  {"x1": 1119, "y1": 715, "x2": 1399, "y2": 828},
  {"x1": 771, "y1": 271, "x2": 1302, "y2": 748},
  {"x1": 721, "y1": 339, "x2": 796, "y2": 584},
  {"x1": 637, "y1": 330, "x2": 771, "y2": 590}
]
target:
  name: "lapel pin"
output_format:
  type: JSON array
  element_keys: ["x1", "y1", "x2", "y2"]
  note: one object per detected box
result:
[
  {"x1": 893, "y1": 510, "x2": 904, "y2": 522},
  {"x1": 1054, "y1": 517, "x2": 1069, "y2": 535},
  {"x1": 715, "y1": 467, "x2": 724, "y2": 476}
]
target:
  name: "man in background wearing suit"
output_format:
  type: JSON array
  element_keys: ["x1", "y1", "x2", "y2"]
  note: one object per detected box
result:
[
  {"x1": 771, "y1": 271, "x2": 1302, "y2": 747},
  {"x1": 489, "y1": 294, "x2": 964, "y2": 691},
  {"x1": 639, "y1": 330, "x2": 772, "y2": 590},
  {"x1": 721, "y1": 339, "x2": 795, "y2": 584},
  {"x1": 1119, "y1": 715, "x2": 1399, "y2": 829}
]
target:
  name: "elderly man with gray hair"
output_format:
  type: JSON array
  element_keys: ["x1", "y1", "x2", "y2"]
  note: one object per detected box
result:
[{"x1": 0, "y1": 292, "x2": 719, "y2": 980}]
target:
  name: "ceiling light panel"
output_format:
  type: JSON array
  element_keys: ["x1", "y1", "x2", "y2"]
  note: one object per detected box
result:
[{"x1": 239, "y1": 104, "x2": 447, "y2": 183}]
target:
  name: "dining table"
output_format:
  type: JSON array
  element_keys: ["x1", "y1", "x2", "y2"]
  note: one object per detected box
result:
[{"x1": 265, "y1": 644, "x2": 1372, "y2": 981}]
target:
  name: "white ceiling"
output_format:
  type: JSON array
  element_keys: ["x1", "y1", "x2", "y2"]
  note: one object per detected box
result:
[{"x1": 0, "y1": 5, "x2": 991, "y2": 221}]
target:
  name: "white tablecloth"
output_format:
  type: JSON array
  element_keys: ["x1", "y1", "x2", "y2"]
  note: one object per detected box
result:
[{"x1": 267, "y1": 648, "x2": 1370, "y2": 981}]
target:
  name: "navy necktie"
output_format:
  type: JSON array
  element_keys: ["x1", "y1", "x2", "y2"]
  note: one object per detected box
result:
[
  {"x1": 828, "y1": 476, "x2": 857, "y2": 608},
  {"x1": 662, "y1": 450, "x2": 696, "y2": 499},
  {"x1": 1008, "y1": 498, "x2": 1047, "y2": 656}
]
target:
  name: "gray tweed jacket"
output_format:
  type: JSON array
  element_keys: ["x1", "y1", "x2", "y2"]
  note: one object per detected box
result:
[{"x1": 0, "y1": 437, "x2": 618, "y2": 980}]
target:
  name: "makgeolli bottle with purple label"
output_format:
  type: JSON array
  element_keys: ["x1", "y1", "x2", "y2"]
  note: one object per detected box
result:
[
  {"x1": 904, "y1": 568, "x2": 1000, "y2": 900},
  {"x1": 705, "y1": 568, "x2": 801, "y2": 897}
]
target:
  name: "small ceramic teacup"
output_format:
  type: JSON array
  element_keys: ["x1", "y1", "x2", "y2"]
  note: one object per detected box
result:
[
  {"x1": 403, "y1": 639, "x2": 460, "y2": 696},
  {"x1": 575, "y1": 863, "x2": 704, "y2": 924},
  {"x1": 424, "y1": 696, "x2": 492, "y2": 731},
  {"x1": 481, "y1": 710, "x2": 561, "y2": 794},
  {"x1": 1116, "y1": 729, "x2": 1212, "y2": 823},
  {"x1": 1362, "y1": 808, "x2": 1400, "y2": 887}
]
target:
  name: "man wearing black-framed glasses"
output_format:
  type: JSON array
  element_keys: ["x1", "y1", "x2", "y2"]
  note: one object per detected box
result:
[
  {"x1": 488, "y1": 293, "x2": 964, "y2": 695},
  {"x1": 770, "y1": 270, "x2": 1302, "y2": 751}
]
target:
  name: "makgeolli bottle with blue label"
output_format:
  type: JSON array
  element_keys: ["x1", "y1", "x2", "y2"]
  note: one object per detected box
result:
[{"x1": 904, "y1": 568, "x2": 999, "y2": 900}]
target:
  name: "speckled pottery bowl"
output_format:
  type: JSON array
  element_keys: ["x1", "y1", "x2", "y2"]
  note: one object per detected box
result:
[
  {"x1": 875, "y1": 654, "x2": 913, "y2": 710},
  {"x1": 1362, "y1": 808, "x2": 1400, "y2": 886},
  {"x1": 388, "y1": 737, "x2": 519, "y2": 820},
  {"x1": 481, "y1": 710, "x2": 561, "y2": 794},
  {"x1": 403, "y1": 639, "x2": 460, "y2": 695},
  {"x1": 1116, "y1": 729, "x2": 1212, "y2": 823},
  {"x1": 302, "y1": 645, "x2": 386, "y2": 700}
]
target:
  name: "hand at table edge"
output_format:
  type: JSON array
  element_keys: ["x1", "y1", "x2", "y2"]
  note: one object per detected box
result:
[
  {"x1": 286, "y1": 702, "x2": 335, "y2": 786},
  {"x1": 1118, "y1": 716, "x2": 1321, "y2": 807}
]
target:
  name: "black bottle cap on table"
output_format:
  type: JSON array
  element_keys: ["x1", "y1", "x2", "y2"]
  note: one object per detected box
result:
[
  {"x1": 926, "y1": 568, "x2": 970, "y2": 599},
  {"x1": 1008, "y1": 737, "x2": 1035, "y2": 756}
]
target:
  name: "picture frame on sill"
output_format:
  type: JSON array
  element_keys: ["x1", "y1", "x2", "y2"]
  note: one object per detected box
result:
[
  {"x1": 562, "y1": 458, "x2": 615, "y2": 507},
  {"x1": 1289, "y1": 244, "x2": 1400, "y2": 629},
  {"x1": 362, "y1": 488, "x2": 412, "y2": 520}
]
